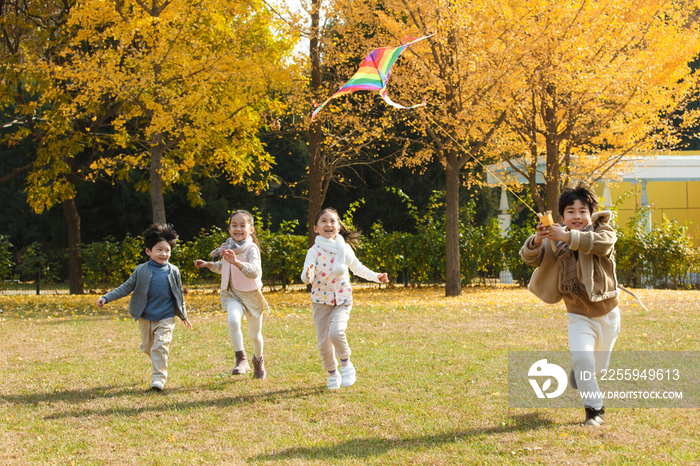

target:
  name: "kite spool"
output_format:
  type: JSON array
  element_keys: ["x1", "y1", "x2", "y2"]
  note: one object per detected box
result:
[{"x1": 537, "y1": 211, "x2": 558, "y2": 253}]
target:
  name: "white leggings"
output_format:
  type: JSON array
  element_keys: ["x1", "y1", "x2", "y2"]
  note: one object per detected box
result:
[{"x1": 226, "y1": 299, "x2": 264, "y2": 358}]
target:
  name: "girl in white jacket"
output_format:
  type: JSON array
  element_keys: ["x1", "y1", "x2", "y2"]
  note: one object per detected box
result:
[{"x1": 301, "y1": 208, "x2": 388, "y2": 389}]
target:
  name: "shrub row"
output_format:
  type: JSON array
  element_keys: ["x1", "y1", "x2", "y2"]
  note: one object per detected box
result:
[
  {"x1": 2, "y1": 194, "x2": 699, "y2": 290},
  {"x1": 615, "y1": 206, "x2": 700, "y2": 289}
]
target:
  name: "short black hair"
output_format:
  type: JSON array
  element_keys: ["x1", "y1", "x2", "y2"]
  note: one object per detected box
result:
[
  {"x1": 558, "y1": 184, "x2": 599, "y2": 218},
  {"x1": 142, "y1": 223, "x2": 178, "y2": 250}
]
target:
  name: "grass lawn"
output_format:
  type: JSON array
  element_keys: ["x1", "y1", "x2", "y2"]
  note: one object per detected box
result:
[{"x1": 0, "y1": 286, "x2": 698, "y2": 465}]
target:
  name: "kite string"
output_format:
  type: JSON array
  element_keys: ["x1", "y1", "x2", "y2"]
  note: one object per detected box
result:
[{"x1": 422, "y1": 113, "x2": 540, "y2": 216}]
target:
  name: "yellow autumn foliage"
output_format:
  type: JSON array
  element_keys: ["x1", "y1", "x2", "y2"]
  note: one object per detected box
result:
[
  {"x1": 486, "y1": 0, "x2": 700, "y2": 213},
  {"x1": 302, "y1": 0, "x2": 700, "y2": 291},
  {"x1": 2, "y1": 0, "x2": 298, "y2": 217}
]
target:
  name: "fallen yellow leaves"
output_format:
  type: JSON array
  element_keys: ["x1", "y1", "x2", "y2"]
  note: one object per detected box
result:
[{"x1": 1, "y1": 286, "x2": 699, "y2": 324}]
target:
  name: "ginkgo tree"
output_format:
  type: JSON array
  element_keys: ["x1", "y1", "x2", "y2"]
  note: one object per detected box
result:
[
  {"x1": 329, "y1": 0, "x2": 537, "y2": 296},
  {"x1": 489, "y1": 0, "x2": 700, "y2": 221},
  {"x1": 282, "y1": 0, "x2": 400, "y2": 245},
  {"x1": 0, "y1": 0, "x2": 97, "y2": 294},
  {"x1": 58, "y1": 0, "x2": 295, "y2": 224},
  {"x1": 326, "y1": 0, "x2": 700, "y2": 295},
  {"x1": 1, "y1": 0, "x2": 295, "y2": 293}
]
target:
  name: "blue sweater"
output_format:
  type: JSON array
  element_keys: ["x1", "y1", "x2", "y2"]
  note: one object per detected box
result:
[{"x1": 140, "y1": 260, "x2": 176, "y2": 322}]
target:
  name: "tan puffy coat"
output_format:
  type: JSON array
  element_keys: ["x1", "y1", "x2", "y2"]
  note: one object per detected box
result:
[{"x1": 519, "y1": 211, "x2": 619, "y2": 317}]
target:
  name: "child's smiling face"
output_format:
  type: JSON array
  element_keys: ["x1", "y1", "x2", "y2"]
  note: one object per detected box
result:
[
  {"x1": 229, "y1": 213, "x2": 253, "y2": 242},
  {"x1": 562, "y1": 199, "x2": 592, "y2": 231},
  {"x1": 314, "y1": 211, "x2": 340, "y2": 240},
  {"x1": 145, "y1": 240, "x2": 171, "y2": 265}
]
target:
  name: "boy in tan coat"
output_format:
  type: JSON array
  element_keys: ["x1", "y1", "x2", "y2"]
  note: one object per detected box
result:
[{"x1": 520, "y1": 185, "x2": 620, "y2": 427}]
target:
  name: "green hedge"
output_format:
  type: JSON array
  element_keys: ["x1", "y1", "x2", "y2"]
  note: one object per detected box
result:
[
  {"x1": 256, "y1": 218, "x2": 308, "y2": 290},
  {"x1": 615, "y1": 206, "x2": 700, "y2": 289},
  {"x1": 4, "y1": 196, "x2": 699, "y2": 291},
  {"x1": 170, "y1": 226, "x2": 229, "y2": 286},
  {"x1": 0, "y1": 235, "x2": 14, "y2": 280},
  {"x1": 77, "y1": 215, "x2": 309, "y2": 290},
  {"x1": 80, "y1": 235, "x2": 143, "y2": 288}
]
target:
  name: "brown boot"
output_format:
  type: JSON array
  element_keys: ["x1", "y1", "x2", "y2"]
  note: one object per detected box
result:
[
  {"x1": 232, "y1": 350, "x2": 250, "y2": 375},
  {"x1": 252, "y1": 356, "x2": 267, "y2": 380}
]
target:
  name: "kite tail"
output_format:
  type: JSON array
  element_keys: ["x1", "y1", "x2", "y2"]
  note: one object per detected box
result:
[
  {"x1": 311, "y1": 102, "x2": 327, "y2": 122},
  {"x1": 379, "y1": 89, "x2": 427, "y2": 110},
  {"x1": 618, "y1": 284, "x2": 649, "y2": 312}
]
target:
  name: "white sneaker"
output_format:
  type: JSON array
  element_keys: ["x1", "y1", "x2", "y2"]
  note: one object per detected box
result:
[
  {"x1": 341, "y1": 363, "x2": 356, "y2": 387},
  {"x1": 327, "y1": 370, "x2": 341, "y2": 390},
  {"x1": 150, "y1": 381, "x2": 164, "y2": 392}
]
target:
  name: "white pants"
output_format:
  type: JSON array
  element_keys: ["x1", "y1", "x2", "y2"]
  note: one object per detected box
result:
[
  {"x1": 226, "y1": 299, "x2": 263, "y2": 358},
  {"x1": 568, "y1": 307, "x2": 621, "y2": 410}
]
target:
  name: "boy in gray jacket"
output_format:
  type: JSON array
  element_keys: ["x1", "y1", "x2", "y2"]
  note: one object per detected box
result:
[
  {"x1": 520, "y1": 185, "x2": 620, "y2": 427},
  {"x1": 97, "y1": 224, "x2": 192, "y2": 391}
]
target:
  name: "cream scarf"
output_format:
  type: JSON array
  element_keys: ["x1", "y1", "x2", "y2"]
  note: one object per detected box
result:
[
  {"x1": 315, "y1": 235, "x2": 349, "y2": 277},
  {"x1": 210, "y1": 236, "x2": 253, "y2": 259}
]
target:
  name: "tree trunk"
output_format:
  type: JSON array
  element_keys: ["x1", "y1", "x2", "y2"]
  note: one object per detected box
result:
[
  {"x1": 307, "y1": 0, "x2": 323, "y2": 247},
  {"x1": 308, "y1": 124, "x2": 324, "y2": 246},
  {"x1": 150, "y1": 137, "x2": 167, "y2": 224},
  {"x1": 62, "y1": 198, "x2": 83, "y2": 294},
  {"x1": 527, "y1": 118, "x2": 546, "y2": 213},
  {"x1": 445, "y1": 149, "x2": 461, "y2": 297},
  {"x1": 443, "y1": 29, "x2": 462, "y2": 297}
]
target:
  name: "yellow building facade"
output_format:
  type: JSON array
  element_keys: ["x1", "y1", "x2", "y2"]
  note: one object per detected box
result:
[
  {"x1": 488, "y1": 152, "x2": 700, "y2": 246},
  {"x1": 598, "y1": 153, "x2": 700, "y2": 246}
]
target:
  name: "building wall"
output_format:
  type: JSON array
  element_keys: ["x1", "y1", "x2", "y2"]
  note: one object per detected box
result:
[{"x1": 598, "y1": 181, "x2": 700, "y2": 247}]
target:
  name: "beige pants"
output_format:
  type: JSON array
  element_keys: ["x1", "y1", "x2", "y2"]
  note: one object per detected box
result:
[
  {"x1": 138, "y1": 317, "x2": 176, "y2": 387},
  {"x1": 312, "y1": 301, "x2": 352, "y2": 372}
]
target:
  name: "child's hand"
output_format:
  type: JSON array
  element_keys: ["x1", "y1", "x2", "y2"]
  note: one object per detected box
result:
[
  {"x1": 194, "y1": 259, "x2": 209, "y2": 269},
  {"x1": 547, "y1": 223, "x2": 568, "y2": 242},
  {"x1": 222, "y1": 249, "x2": 243, "y2": 269},
  {"x1": 182, "y1": 319, "x2": 193, "y2": 330},
  {"x1": 533, "y1": 222, "x2": 548, "y2": 246},
  {"x1": 306, "y1": 264, "x2": 314, "y2": 281},
  {"x1": 377, "y1": 273, "x2": 389, "y2": 283},
  {"x1": 96, "y1": 297, "x2": 106, "y2": 308}
]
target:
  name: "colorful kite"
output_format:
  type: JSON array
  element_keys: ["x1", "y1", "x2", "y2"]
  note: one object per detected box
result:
[{"x1": 311, "y1": 33, "x2": 435, "y2": 121}]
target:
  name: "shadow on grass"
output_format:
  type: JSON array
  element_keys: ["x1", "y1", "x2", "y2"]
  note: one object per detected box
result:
[
  {"x1": 0, "y1": 385, "x2": 139, "y2": 406},
  {"x1": 0, "y1": 383, "x2": 328, "y2": 420},
  {"x1": 253, "y1": 412, "x2": 554, "y2": 461},
  {"x1": 6, "y1": 315, "x2": 126, "y2": 325}
]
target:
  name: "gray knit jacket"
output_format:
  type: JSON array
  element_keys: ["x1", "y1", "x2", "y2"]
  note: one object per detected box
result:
[{"x1": 102, "y1": 261, "x2": 188, "y2": 321}]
